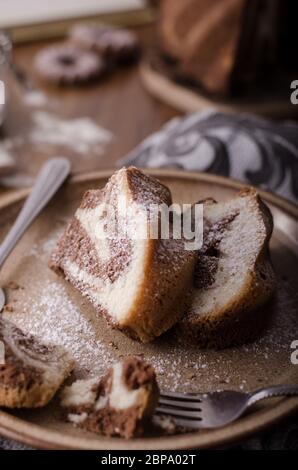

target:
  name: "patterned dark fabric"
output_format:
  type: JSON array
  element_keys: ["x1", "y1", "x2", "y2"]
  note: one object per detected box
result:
[{"x1": 122, "y1": 110, "x2": 298, "y2": 204}]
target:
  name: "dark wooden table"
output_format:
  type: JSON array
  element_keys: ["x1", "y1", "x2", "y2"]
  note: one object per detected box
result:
[{"x1": 1, "y1": 24, "x2": 178, "y2": 185}]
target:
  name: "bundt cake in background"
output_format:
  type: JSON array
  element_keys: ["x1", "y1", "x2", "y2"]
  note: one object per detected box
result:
[
  {"x1": 158, "y1": 0, "x2": 298, "y2": 97},
  {"x1": 160, "y1": 0, "x2": 245, "y2": 95}
]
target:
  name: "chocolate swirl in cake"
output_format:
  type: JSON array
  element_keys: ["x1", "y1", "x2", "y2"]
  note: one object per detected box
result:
[
  {"x1": 0, "y1": 317, "x2": 74, "y2": 408},
  {"x1": 194, "y1": 210, "x2": 239, "y2": 289},
  {"x1": 50, "y1": 167, "x2": 197, "y2": 342}
]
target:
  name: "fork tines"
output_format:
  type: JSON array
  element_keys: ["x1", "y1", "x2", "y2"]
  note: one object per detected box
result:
[{"x1": 156, "y1": 391, "x2": 204, "y2": 429}]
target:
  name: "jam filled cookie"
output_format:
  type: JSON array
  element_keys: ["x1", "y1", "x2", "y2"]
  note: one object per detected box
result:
[
  {"x1": 70, "y1": 24, "x2": 141, "y2": 64},
  {"x1": 34, "y1": 44, "x2": 106, "y2": 85}
]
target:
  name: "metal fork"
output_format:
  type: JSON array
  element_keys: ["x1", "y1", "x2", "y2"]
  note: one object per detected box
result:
[{"x1": 157, "y1": 384, "x2": 298, "y2": 429}]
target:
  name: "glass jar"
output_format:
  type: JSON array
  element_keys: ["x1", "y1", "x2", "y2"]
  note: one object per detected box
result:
[{"x1": 0, "y1": 32, "x2": 12, "y2": 128}]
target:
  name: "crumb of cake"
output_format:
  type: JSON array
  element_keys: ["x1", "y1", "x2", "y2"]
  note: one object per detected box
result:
[
  {"x1": 5, "y1": 281, "x2": 23, "y2": 290},
  {"x1": 61, "y1": 356, "x2": 159, "y2": 438},
  {"x1": 3, "y1": 304, "x2": 14, "y2": 312},
  {"x1": 152, "y1": 415, "x2": 179, "y2": 435},
  {"x1": 186, "y1": 372, "x2": 196, "y2": 380}
]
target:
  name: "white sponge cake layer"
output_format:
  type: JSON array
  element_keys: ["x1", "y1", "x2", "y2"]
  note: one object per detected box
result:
[
  {"x1": 191, "y1": 191, "x2": 272, "y2": 317},
  {"x1": 63, "y1": 237, "x2": 152, "y2": 324}
]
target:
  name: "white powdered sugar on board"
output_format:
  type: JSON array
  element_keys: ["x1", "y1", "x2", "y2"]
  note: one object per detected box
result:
[
  {"x1": 0, "y1": 142, "x2": 14, "y2": 170},
  {"x1": 29, "y1": 226, "x2": 65, "y2": 258},
  {"x1": 23, "y1": 90, "x2": 48, "y2": 108},
  {"x1": 30, "y1": 111, "x2": 113, "y2": 155},
  {"x1": 1, "y1": 110, "x2": 113, "y2": 189}
]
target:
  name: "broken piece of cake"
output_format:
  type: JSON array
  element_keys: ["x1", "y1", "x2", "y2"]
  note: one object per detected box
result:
[
  {"x1": 50, "y1": 167, "x2": 196, "y2": 342},
  {"x1": 179, "y1": 188, "x2": 276, "y2": 348},
  {"x1": 60, "y1": 356, "x2": 159, "y2": 438},
  {"x1": 0, "y1": 317, "x2": 74, "y2": 408}
]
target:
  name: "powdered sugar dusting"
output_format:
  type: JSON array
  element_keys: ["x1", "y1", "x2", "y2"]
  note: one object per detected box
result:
[
  {"x1": 0, "y1": 142, "x2": 14, "y2": 170},
  {"x1": 29, "y1": 226, "x2": 65, "y2": 258},
  {"x1": 30, "y1": 111, "x2": 113, "y2": 155},
  {"x1": 23, "y1": 90, "x2": 48, "y2": 108},
  {"x1": 5, "y1": 280, "x2": 114, "y2": 376},
  {"x1": 1, "y1": 181, "x2": 297, "y2": 397},
  {"x1": 4, "y1": 263, "x2": 297, "y2": 394},
  {"x1": 3, "y1": 217, "x2": 296, "y2": 395}
]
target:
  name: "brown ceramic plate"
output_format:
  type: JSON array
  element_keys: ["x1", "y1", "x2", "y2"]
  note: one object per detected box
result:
[{"x1": 0, "y1": 169, "x2": 297, "y2": 450}]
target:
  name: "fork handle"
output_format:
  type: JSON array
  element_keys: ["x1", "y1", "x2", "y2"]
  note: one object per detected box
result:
[
  {"x1": 247, "y1": 384, "x2": 298, "y2": 407},
  {"x1": 0, "y1": 158, "x2": 70, "y2": 267}
]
